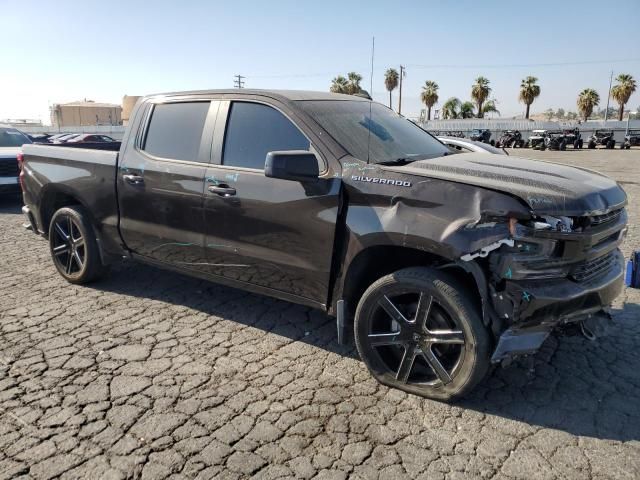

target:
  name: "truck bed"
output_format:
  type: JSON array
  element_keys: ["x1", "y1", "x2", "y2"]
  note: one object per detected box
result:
[{"x1": 21, "y1": 143, "x2": 122, "y2": 254}]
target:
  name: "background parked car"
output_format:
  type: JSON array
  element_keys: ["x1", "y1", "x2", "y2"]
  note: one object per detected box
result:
[
  {"x1": 495, "y1": 130, "x2": 524, "y2": 148},
  {"x1": 0, "y1": 127, "x2": 31, "y2": 195},
  {"x1": 624, "y1": 130, "x2": 639, "y2": 149},
  {"x1": 588, "y1": 129, "x2": 616, "y2": 149},
  {"x1": 528, "y1": 129, "x2": 547, "y2": 150},
  {"x1": 469, "y1": 128, "x2": 493, "y2": 145},
  {"x1": 437, "y1": 136, "x2": 508, "y2": 155},
  {"x1": 561, "y1": 128, "x2": 583, "y2": 149},
  {"x1": 52, "y1": 133, "x2": 81, "y2": 144},
  {"x1": 66, "y1": 134, "x2": 116, "y2": 143}
]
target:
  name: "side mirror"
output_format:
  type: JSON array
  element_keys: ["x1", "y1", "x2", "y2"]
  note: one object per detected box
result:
[{"x1": 264, "y1": 150, "x2": 319, "y2": 182}]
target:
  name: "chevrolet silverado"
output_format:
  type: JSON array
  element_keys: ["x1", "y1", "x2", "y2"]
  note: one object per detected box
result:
[{"x1": 20, "y1": 90, "x2": 628, "y2": 400}]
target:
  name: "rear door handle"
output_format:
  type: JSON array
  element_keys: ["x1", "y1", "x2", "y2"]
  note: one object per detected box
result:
[
  {"x1": 208, "y1": 185, "x2": 236, "y2": 197},
  {"x1": 123, "y1": 174, "x2": 144, "y2": 185}
]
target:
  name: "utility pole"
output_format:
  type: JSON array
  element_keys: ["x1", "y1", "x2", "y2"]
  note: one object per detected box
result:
[
  {"x1": 604, "y1": 70, "x2": 613, "y2": 121},
  {"x1": 233, "y1": 75, "x2": 245, "y2": 89},
  {"x1": 398, "y1": 65, "x2": 406, "y2": 115}
]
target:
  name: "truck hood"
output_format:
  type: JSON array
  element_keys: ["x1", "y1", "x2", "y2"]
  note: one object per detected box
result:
[
  {"x1": 0, "y1": 147, "x2": 22, "y2": 159},
  {"x1": 382, "y1": 153, "x2": 626, "y2": 216}
]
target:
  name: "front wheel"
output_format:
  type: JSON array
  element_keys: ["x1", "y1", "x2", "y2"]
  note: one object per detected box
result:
[
  {"x1": 354, "y1": 268, "x2": 491, "y2": 401},
  {"x1": 49, "y1": 206, "x2": 106, "y2": 284}
]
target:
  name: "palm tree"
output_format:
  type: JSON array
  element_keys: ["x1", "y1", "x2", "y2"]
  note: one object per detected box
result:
[
  {"x1": 330, "y1": 76, "x2": 348, "y2": 94},
  {"x1": 441, "y1": 97, "x2": 461, "y2": 119},
  {"x1": 384, "y1": 69, "x2": 399, "y2": 109},
  {"x1": 346, "y1": 72, "x2": 363, "y2": 95},
  {"x1": 482, "y1": 99, "x2": 500, "y2": 117},
  {"x1": 420, "y1": 81, "x2": 439, "y2": 120},
  {"x1": 577, "y1": 89, "x2": 600, "y2": 121},
  {"x1": 519, "y1": 76, "x2": 541, "y2": 119},
  {"x1": 611, "y1": 74, "x2": 637, "y2": 121},
  {"x1": 471, "y1": 76, "x2": 491, "y2": 118},
  {"x1": 459, "y1": 101, "x2": 475, "y2": 119}
]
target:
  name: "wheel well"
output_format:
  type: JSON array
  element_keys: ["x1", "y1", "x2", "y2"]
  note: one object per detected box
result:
[
  {"x1": 40, "y1": 190, "x2": 81, "y2": 236},
  {"x1": 340, "y1": 246, "x2": 481, "y2": 318}
]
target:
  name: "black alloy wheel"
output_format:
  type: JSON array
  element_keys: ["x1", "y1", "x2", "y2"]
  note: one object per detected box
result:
[
  {"x1": 51, "y1": 214, "x2": 85, "y2": 277},
  {"x1": 354, "y1": 268, "x2": 490, "y2": 401},
  {"x1": 48, "y1": 206, "x2": 106, "y2": 284}
]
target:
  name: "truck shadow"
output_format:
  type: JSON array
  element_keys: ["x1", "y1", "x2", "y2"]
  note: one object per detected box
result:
[
  {"x1": 93, "y1": 262, "x2": 640, "y2": 443},
  {"x1": 460, "y1": 302, "x2": 640, "y2": 443}
]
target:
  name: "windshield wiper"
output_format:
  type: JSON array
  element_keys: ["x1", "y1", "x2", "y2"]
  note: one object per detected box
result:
[
  {"x1": 377, "y1": 152, "x2": 448, "y2": 166},
  {"x1": 377, "y1": 157, "x2": 416, "y2": 166}
]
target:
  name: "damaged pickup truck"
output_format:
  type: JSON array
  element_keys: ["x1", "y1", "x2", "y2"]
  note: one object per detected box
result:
[{"x1": 19, "y1": 90, "x2": 627, "y2": 401}]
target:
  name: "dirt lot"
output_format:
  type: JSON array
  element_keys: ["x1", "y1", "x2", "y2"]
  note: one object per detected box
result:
[{"x1": 1, "y1": 148, "x2": 639, "y2": 479}]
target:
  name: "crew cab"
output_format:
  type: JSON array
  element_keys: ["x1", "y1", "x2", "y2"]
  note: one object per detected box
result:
[{"x1": 20, "y1": 90, "x2": 628, "y2": 401}]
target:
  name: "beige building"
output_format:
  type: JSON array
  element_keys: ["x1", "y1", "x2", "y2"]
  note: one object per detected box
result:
[
  {"x1": 122, "y1": 95, "x2": 142, "y2": 125},
  {"x1": 50, "y1": 100, "x2": 122, "y2": 127}
]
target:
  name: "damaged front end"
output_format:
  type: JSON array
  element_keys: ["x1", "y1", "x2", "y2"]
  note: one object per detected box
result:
[{"x1": 464, "y1": 208, "x2": 628, "y2": 364}]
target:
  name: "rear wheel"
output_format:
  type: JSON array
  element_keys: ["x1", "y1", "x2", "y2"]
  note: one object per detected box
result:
[
  {"x1": 588, "y1": 141, "x2": 596, "y2": 149},
  {"x1": 354, "y1": 267, "x2": 491, "y2": 401},
  {"x1": 49, "y1": 206, "x2": 106, "y2": 284}
]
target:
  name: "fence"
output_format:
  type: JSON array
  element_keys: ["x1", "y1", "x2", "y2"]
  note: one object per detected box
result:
[{"x1": 420, "y1": 119, "x2": 640, "y2": 142}]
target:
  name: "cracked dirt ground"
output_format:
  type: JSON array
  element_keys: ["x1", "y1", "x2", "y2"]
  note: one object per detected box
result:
[{"x1": 1, "y1": 148, "x2": 639, "y2": 479}]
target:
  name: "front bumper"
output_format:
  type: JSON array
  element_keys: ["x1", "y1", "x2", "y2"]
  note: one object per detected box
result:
[
  {"x1": 0, "y1": 176, "x2": 20, "y2": 195},
  {"x1": 490, "y1": 249, "x2": 625, "y2": 362}
]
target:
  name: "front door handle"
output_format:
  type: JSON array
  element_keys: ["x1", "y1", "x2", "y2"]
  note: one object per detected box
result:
[
  {"x1": 208, "y1": 185, "x2": 236, "y2": 197},
  {"x1": 123, "y1": 174, "x2": 144, "y2": 185}
]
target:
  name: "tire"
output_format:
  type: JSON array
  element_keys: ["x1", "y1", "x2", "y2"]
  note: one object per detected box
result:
[
  {"x1": 579, "y1": 139, "x2": 584, "y2": 149},
  {"x1": 48, "y1": 206, "x2": 106, "y2": 284},
  {"x1": 588, "y1": 141, "x2": 596, "y2": 149},
  {"x1": 609, "y1": 140, "x2": 615, "y2": 149},
  {"x1": 354, "y1": 267, "x2": 491, "y2": 401},
  {"x1": 540, "y1": 143, "x2": 546, "y2": 151},
  {"x1": 490, "y1": 140, "x2": 495, "y2": 147}
]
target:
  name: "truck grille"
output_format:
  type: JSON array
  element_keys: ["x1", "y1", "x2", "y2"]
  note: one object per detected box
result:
[
  {"x1": 0, "y1": 159, "x2": 19, "y2": 177},
  {"x1": 589, "y1": 209, "x2": 622, "y2": 227},
  {"x1": 570, "y1": 251, "x2": 616, "y2": 282}
]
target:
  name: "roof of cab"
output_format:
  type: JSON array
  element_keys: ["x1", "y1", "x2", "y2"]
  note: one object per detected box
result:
[{"x1": 146, "y1": 89, "x2": 369, "y2": 103}]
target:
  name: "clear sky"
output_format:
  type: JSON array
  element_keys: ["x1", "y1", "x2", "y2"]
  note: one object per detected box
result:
[{"x1": 2, "y1": 0, "x2": 639, "y2": 124}]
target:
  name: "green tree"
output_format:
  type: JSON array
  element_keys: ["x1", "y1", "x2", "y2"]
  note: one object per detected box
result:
[
  {"x1": 556, "y1": 108, "x2": 565, "y2": 119},
  {"x1": 330, "y1": 76, "x2": 348, "y2": 94},
  {"x1": 611, "y1": 74, "x2": 637, "y2": 121},
  {"x1": 544, "y1": 108, "x2": 554, "y2": 121},
  {"x1": 346, "y1": 72, "x2": 363, "y2": 95},
  {"x1": 482, "y1": 99, "x2": 500, "y2": 117},
  {"x1": 441, "y1": 97, "x2": 461, "y2": 119},
  {"x1": 384, "y1": 69, "x2": 399, "y2": 109},
  {"x1": 420, "y1": 81, "x2": 439, "y2": 120},
  {"x1": 577, "y1": 89, "x2": 600, "y2": 121},
  {"x1": 519, "y1": 76, "x2": 541, "y2": 119},
  {"x1": 471, "y1": 76, "x2": 491, "y2": 118},
  {"x1": 459, "y1": 101, "x2": 475, "y2": 118}
]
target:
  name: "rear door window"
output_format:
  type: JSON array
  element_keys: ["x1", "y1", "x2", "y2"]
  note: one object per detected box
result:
[
  {"x1": 223, "y1": 102, "x2": 310, "y2": 170},
  {"x1": 143, "y1": 102, "x2": 210, "y2": 162}
]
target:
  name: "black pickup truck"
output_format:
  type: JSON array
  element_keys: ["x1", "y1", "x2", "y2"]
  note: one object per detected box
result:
[{"x1": 20, "y1": 90, "x2": 628, "y2": 401}]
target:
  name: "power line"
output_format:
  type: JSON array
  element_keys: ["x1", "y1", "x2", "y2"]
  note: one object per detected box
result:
[
  {"x1": 405, "y1": 58, "x2": 640, "y2": 69},
  {"x1": 233, "y1": 74, "x2": 245, "y2": 88},
  {"x1": 242, "y1": 57, "x2": 640, "y2": 80}
]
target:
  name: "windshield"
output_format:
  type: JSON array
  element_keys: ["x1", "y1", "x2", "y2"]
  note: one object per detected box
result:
[
  {"x1": 0, "y1": 128, "x2": 32, "y2": 147},
  {"x1": 297, "y1": 100, "x2": 449, "y2": 164}
]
